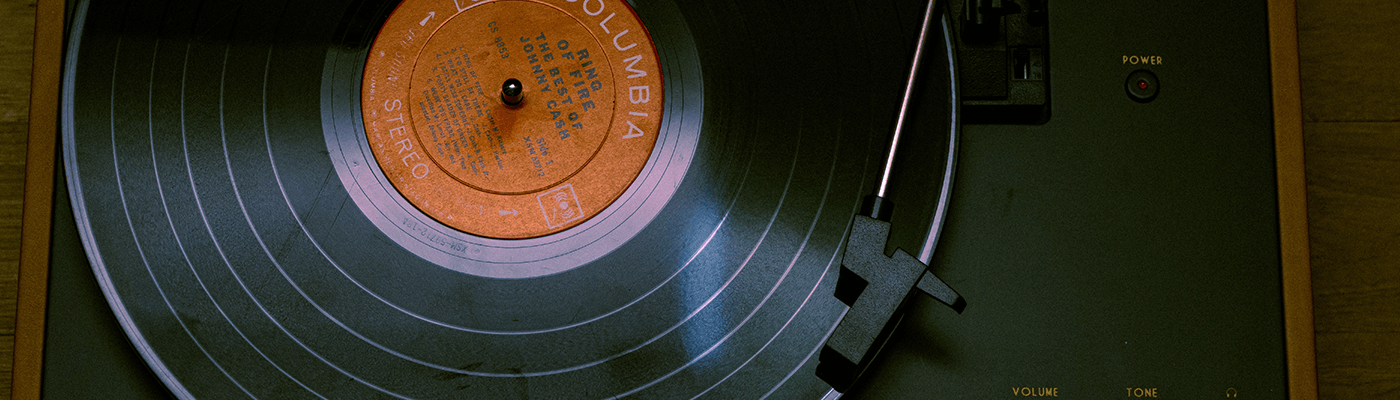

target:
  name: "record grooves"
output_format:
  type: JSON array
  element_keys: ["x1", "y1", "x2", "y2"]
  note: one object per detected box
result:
[{"x1": 61, "y1": 0, "x2": 956, "y2": 398}]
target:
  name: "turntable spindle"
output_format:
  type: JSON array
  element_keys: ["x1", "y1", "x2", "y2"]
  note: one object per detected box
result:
[{"x1": 501, "y1": 78, "x2": 524, "y2": 106}]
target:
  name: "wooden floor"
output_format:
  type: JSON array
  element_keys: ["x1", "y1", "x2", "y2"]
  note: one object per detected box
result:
[
  {"x1": 1298, "y1": 0, "x2": 1400, "y2": 397},
  {"x1": 0, "y1": 1, "x2": 37, "y2": 398},
  {"x1": 0, "y1": 0, "x2": 1396, "y2": 398}
]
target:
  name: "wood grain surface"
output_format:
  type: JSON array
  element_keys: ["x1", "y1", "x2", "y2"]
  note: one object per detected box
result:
[
  {"x1": 1297, "y1": 0, "x2": 1400, "y2": 396},
  {"x1": 1305, "y1": 123, "x2": 1400, "y2": 398},
  {"x1": 1297, "y1": 0, "x2": 1400, "y2": 123},
  {"x1": 1, "y1": 0, "x2": 37, "y2": 398},
  {"x1": 0, "y1": 0, "x2": 1394, "y2": 399}
]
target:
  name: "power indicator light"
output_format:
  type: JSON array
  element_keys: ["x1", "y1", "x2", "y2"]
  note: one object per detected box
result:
[{"x1": 1126, "y1": 69, "x2": 1159, "y2": 103}]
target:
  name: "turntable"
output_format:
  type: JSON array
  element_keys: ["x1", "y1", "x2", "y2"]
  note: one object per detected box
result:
[{"x1": 15, "y1": 0, "x2": 1314, "y2": 398}]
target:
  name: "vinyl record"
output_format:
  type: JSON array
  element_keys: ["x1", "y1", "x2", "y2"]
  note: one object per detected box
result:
[{"x1": 60, "y1": 0, "x2": 957, "y2": 397}]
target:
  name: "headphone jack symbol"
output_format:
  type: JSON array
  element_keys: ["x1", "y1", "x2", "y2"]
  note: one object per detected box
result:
[{"x1": 1226, "y1": 388, "x2": 1238, "y2": 398}]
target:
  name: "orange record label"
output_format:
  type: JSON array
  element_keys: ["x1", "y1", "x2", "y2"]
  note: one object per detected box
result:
[{"x1": 362, "y1": 0, "x2": 663, "y2": 239}]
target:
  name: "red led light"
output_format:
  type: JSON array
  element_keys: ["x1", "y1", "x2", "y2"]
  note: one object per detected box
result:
[{"x1": 1138, "y1": 80, "x2": 1149, "y2": 90}]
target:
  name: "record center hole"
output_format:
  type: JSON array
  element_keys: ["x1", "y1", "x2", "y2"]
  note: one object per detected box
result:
[{"x1": 502, "y1": 78, "x2": 524, "y2": 106}]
